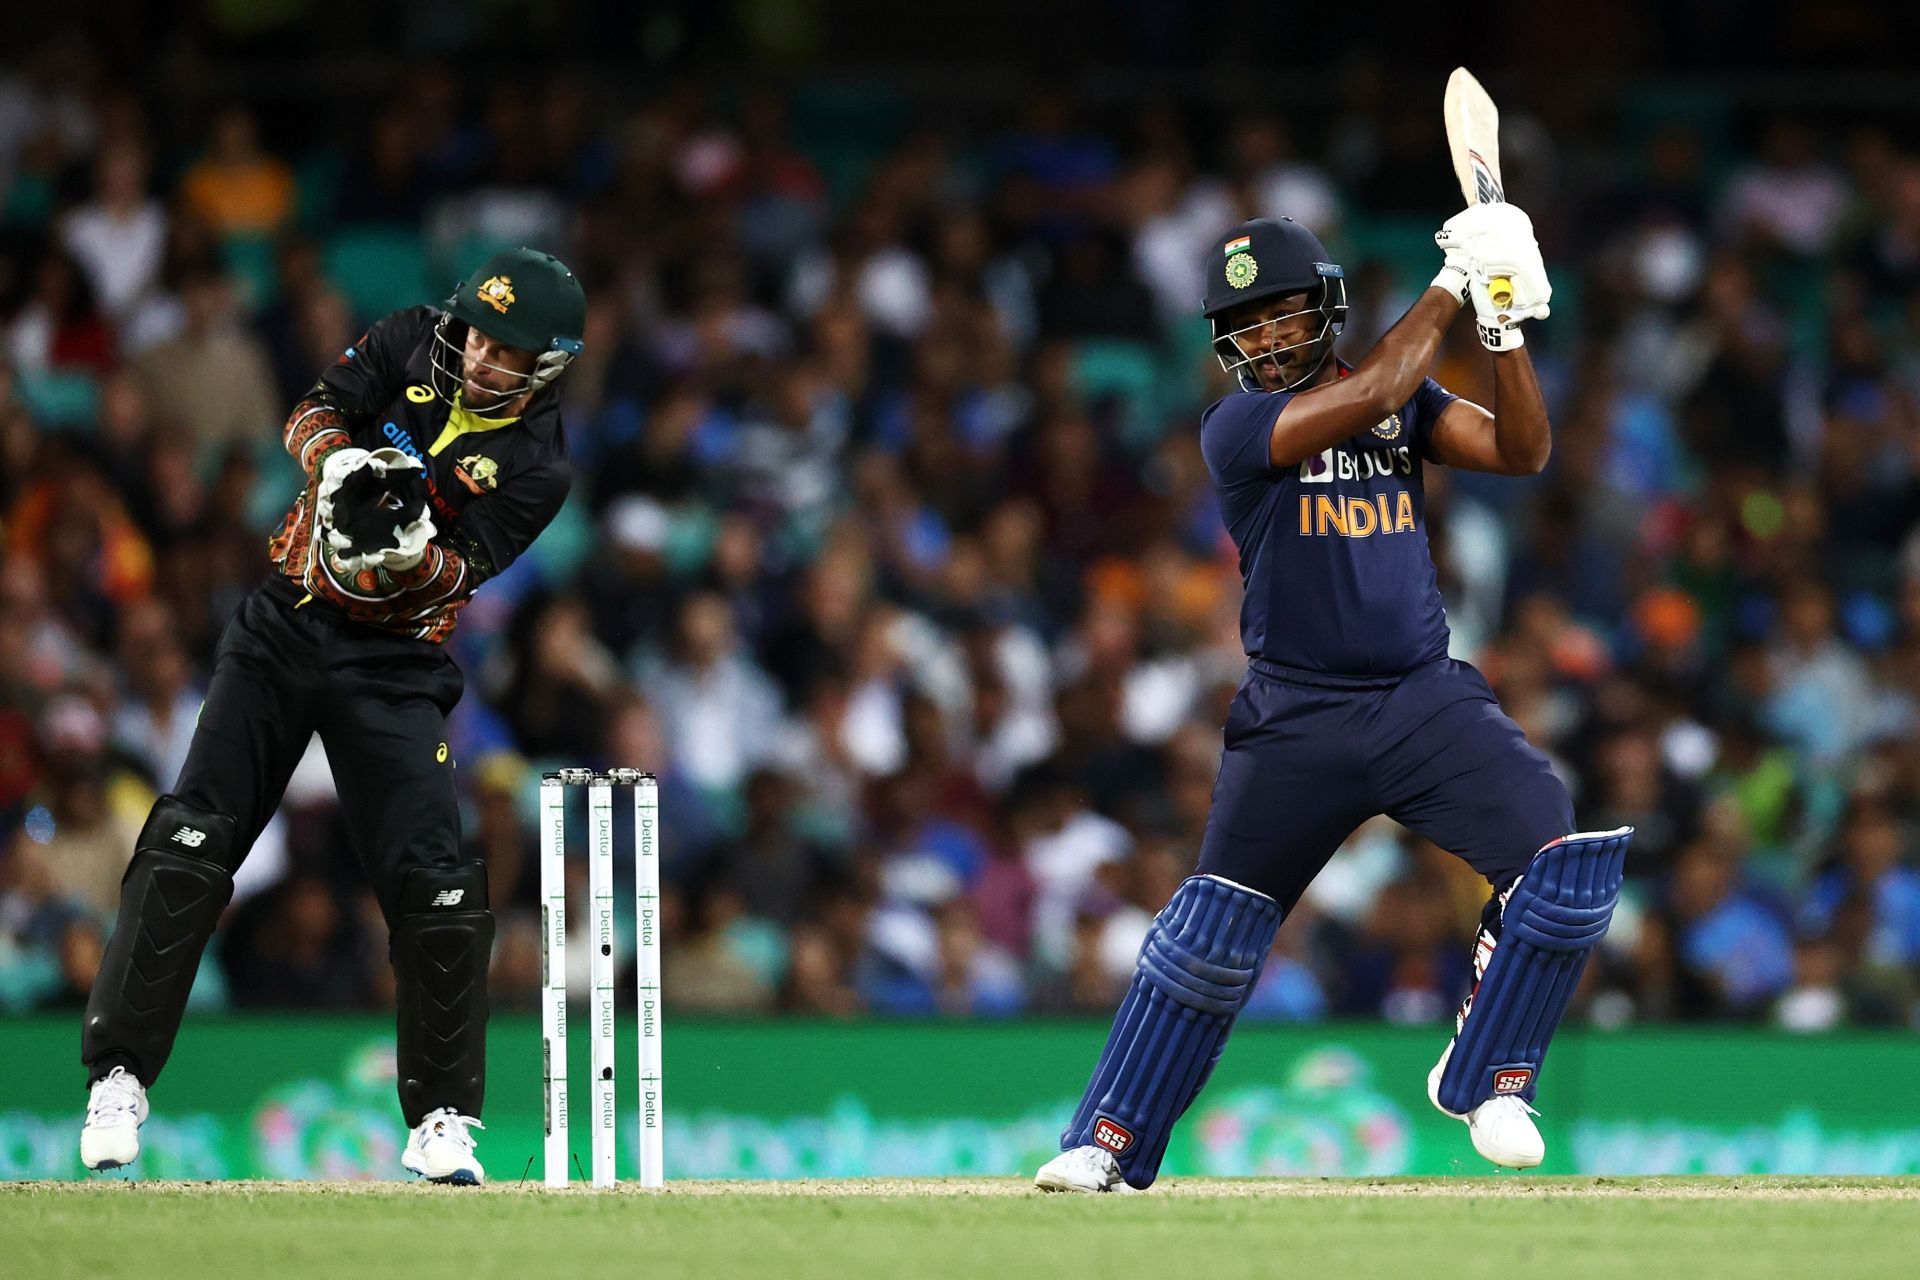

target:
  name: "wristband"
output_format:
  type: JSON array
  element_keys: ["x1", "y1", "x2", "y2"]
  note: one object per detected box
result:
[
  {"x1": 1476, "y1": 316, "x2": 1525, "y2": 351},
  {"x1": 1431, "y1": 265, "x2": 1470, "y2": 303}
]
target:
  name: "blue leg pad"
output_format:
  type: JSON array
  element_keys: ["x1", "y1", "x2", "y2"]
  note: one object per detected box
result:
[
  {"x1": 1437, "y1": 827, "x2": 1632, "y2": 1114},
  {"x1": 1061, "y1": 875, "x2": 1281, "y2": 1188}
]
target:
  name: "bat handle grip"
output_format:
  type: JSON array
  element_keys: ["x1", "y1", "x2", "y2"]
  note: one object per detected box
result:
[{"x1": 1490, "y1": 275, "x2": 1514, "y2": 309}]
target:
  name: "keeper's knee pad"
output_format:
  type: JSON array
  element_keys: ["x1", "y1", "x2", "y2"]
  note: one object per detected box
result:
[
  {"x1": 1062, "y1": 875, "x2": 1282, "y2": 1188},
  {"x1": 83, "y1": 797, "x2": 238, "y2": 1084},
  {"x1": 1436, "y1": 827, "x2": 1632, "y2": 1114},
  {"x1": 391, "y1": 862, "x2": 495, "y2": 1125}
]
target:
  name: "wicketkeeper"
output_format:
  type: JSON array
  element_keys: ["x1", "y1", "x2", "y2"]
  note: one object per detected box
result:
[{"x1": 78, "y1": 248, "x2": 586, "y2": 1185}]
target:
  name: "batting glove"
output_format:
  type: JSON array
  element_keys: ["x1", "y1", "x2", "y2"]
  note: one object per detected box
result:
[
  {"x1": 1444, "y1": 205, "x2": 1551, "y2": 314},
  {"x1": 1431, "y1": 216, "x2": 1474, "y2": 303}
]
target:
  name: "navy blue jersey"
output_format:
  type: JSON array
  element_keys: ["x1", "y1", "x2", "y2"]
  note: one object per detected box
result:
[{"x1": 1200, "y1": 371, "x2": 1459, "y2": 675}]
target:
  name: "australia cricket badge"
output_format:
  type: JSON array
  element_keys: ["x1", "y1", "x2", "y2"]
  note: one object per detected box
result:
[{"x1": 456, "y1": 454, "x2": 501, "y2": 494}]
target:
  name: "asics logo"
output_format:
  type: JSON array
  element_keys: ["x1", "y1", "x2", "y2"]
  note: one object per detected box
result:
[
  {"x1": 431, "y1": 890, "x2": 466, "y2": 907},
  {"x1": 171, "y1": 827, "x2": 207, "y2": 848}
]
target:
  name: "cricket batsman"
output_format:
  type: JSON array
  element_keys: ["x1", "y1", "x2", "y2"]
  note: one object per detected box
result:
[
  {"x1": 1035, "y1": 212, "x2": 1632, "y2": 1192},
  {"x1": 77, "y1": 248, "x2": 585, "y2": 1185}
]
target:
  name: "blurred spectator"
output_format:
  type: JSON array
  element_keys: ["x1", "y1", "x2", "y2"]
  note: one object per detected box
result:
[
  {"x1": 221, "y1": 876, "x2": 378, "y2": 1008},
  {"x1": 708, "y1": 769, "x2": 840, "y2": 927},
  {"x1": 108, "y1": 598, "x2": 201, "y2": 788},
  {"x1": 1798, "y1": 796, "x2": 1920, "y2": 968},
  {"x1": 1668, "y1": 840, "x2": 1796, "y2": 1017},
  {"x1": 1718, "y1": 119, "x2": 1849, "y2": 257},
  {"x1": 59, "y1": 141, "x2": 166, "y2": 323},
  {"x1": 14, "y1": 702, "x2": 142, "y2": 916},
  {"x1": 131, "y1": 268, "x2": 279, "y2": 455},
  {"x1": 178, "y1": 105, "x2": 295, "y2": 237},
  {"x1": 642, "y1": 592, "x2": 783, "y2": 792},
  {"x1": 663, "y1": 884, "x2": 780, "y2": 1014},
  {"x1": 8, "y1": 247, "x2": 114, "y2": 374}
]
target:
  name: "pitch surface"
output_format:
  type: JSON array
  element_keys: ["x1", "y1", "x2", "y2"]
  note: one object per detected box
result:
[{"x1": 7, "y1": 1177, "x2": 1916, "y2": 1278}]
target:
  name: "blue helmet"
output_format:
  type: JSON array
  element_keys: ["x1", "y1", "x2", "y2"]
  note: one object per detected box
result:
[{"x1": 1202, "y1": 217, "x2": 1347, "y2": 392}]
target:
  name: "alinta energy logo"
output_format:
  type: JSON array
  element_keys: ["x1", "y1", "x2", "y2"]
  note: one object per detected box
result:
[{"x1": 382, "y1": 420, "x2": 458, "y2": 524}]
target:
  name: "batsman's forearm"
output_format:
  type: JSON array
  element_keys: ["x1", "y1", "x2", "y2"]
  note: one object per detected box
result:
[
  {"x1": 1268, "y1": 287, "x2": 1464, "y2": 467},
  {"x1": 1490, "y1": 348, "x2": 1552, "y2": 474},
  {"x1": 1349, "y1": 287, "x2": 1462, "y2": 418}
]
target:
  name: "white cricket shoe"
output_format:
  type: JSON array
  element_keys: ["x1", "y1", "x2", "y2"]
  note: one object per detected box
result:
[
  {"x1": 80, "y1": 1066, "x2": 148, "y2": 1171},
  {"x1": 401, "y1": 1108, "x2": 486, "y2": 1185},
  {"x1": 1458, "y1": 1095, "x2": 1546, "y2": 1168},
  {"x1": 1427, "y1": 1047, "x2": 1546, "y2": 1169},
  {"x1": 1035, "y1": 1145, "x2": 1137, "y2": 1193}
]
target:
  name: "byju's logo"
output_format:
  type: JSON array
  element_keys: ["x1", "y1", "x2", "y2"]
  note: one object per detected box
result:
[{"x1": 1299, "y1": 445, "x2": 1414, "y2": 484}]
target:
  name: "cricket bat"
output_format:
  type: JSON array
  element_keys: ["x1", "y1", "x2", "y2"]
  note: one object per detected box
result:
[{"x1": 1442, "y1": 67, "x2": 1513, "y2": 309}]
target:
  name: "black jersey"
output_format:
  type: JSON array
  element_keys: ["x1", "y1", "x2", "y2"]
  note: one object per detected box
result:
[{"x1": 270, "y1": 306, "x2": 571, "y2": 641}]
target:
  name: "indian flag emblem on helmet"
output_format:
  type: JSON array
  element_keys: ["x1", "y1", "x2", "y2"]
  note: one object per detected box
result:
[
  {"x1": 1224, "y1": 235, "x2": 1252, "y2": 256},
  {"x1": 1225, "y1": 252, "x2": 1258, "y2": 289},
  {"x1": 476, "y1": 275, "x2": 515, "y2": 314}
]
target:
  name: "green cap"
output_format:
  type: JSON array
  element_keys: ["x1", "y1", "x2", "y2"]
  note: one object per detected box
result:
[{"x1": 445, "y1": 247, "x2": 586, "y2": 356}]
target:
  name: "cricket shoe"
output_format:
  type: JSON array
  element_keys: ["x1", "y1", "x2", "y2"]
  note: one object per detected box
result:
[
  {"x1": 1034, "y1": 1145, "x2": 1138, "y2": 1194},
  {"x1": 1427, "y1": 1044, "x2": 1546, "y2": 1169},
  {"x1": 80, "y1": 1065, "x2": 149, "y2": 1171},
  {"x1": 401, "y1": 1108, "x2": 486, "y2": 1185}
]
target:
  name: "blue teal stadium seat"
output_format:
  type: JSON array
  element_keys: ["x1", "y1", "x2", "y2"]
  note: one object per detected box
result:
[
  {"x1": 18, "y1": 369, "x2": 101, "y2": 429},
  {"x1": 323, "y1": 227, "x2": 434, "y2": 322},
  {"x1": 1072, "y1": 339, "x2": 1159, "y2": 451}
]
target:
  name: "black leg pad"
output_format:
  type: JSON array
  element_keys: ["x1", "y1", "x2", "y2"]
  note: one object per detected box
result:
[
  {"x1": 82, "y1": 797, "x2": 238, "y2": 1085},
  {"x1": 391, "y1": 862, "x2": 495, "y2": 1126}
]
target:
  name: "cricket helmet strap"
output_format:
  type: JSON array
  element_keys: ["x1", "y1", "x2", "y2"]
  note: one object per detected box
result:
[
  {"x1": 430, "y1": 247, "x2": 587, "y2": 415},
  {"x1": 1202, "y1": 217, "x2": 1348, "y2": 392}
]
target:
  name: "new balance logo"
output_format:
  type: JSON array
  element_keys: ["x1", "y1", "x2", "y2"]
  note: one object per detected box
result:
[
  {"x1": 431, "y1": 890, "x2": 466, "y2": 907},
  {"x1": 171, "y1": 827, "x2": 207, "y2": 848}
]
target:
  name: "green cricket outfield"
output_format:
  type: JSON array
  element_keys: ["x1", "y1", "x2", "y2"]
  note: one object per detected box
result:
[{"x1": 5, "y1": 1177, "x2": 1917, "y2": 1280}]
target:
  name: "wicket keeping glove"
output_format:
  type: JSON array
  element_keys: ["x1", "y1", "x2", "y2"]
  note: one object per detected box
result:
[{"x1": 317, "y1": 447, "x2": 437, "y2": 572}]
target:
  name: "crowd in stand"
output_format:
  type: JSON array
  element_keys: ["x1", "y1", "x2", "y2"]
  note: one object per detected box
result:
[{"x1": 7, "y1": 40, "x2": 1920, "y2": 1031}]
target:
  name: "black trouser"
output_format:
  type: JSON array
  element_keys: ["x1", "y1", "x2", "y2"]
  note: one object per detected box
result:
[
  {"x1": 175, "y1": 578, "x2": 465, "y2": 910},
  {"x1": 84, "y1": 579, "x2": 493, "y2": 1125}
]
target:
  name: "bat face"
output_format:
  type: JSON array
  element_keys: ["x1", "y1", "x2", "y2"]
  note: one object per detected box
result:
[
  {"x1": 1444, "y1": 67, "x2": 1505, "y2": 209},
  {"x1": 1444, "y1": 66, "x2": 1515, "y2": 310}
]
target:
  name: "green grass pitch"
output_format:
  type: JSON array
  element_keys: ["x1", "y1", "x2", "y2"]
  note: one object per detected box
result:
[{"x1": 7, "y1": 1178, "x2": 1918, "y2": 1279}]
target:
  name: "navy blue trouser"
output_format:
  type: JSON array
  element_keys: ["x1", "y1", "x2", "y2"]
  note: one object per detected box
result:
[{"x1": 1196, "y1": 657, "x2": 1573, "y2": 906}]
